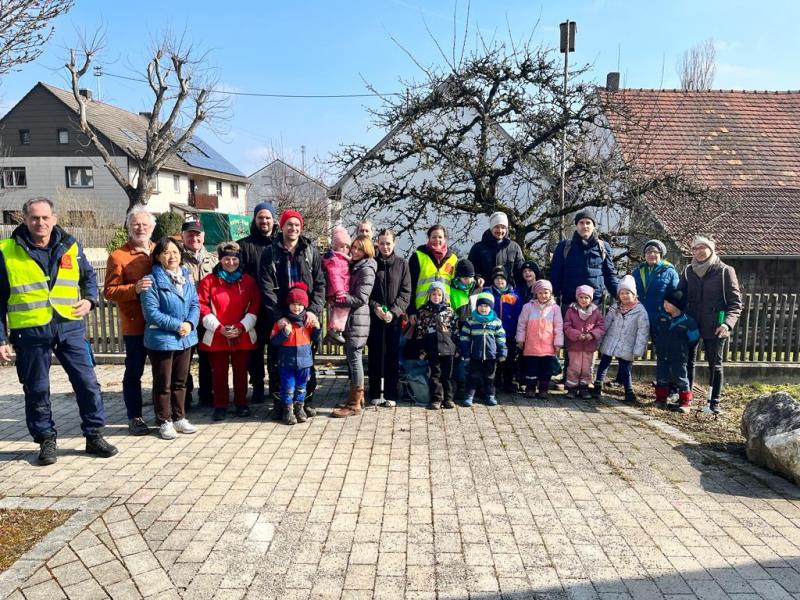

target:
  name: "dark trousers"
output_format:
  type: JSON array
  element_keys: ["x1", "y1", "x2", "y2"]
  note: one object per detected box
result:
[
  {"x1": 15, "y1": 333, "x2": 105, "y2": 442},
  {"x1": 186, "y1": 344, "x2": 213, "y2": 404},
  {"x1": 149, "y1": 348, "x2": 192, "y2": 424},
  {"x1": 428, "y1": 354, "x2": 454, "y2": 405},
  {"x1": 209, "y1": 350, "x2": 251, "y2": 409},
  {"x1": 596, "y1": 354, "x2": 633, "y2": 391},
  {"x1": 495, "y1": 343, "x2": 518, "y2": 390},
  {"x1": 367, "y1": 317, "x2": 402, "y2": 401},
  {"x1": 688, "y1": 337, "x2": 725, "y2": 401},
  {"x1": 248, "y1": 319, "x2": 269, "y2": 393},
  {"x1": 122, "y1": 335, "x2": 148, "y2": 419},
  {"x1": 468, "y1": 358, "x2": 496, "y2": 397},
  {"x1": 656, "y1": 352, "x2": 690, "y2": 392},
  {"x1": 523, "y1": 355, "x2": 555, "y2": 390}
]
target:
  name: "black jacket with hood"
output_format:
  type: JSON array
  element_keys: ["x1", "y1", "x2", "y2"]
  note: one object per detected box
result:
[
  {"x1": 237, "y1": 221, "x2": 279, "y2": 279},
  {"x1": 467, "y1": 229, "x2": 525, "y2": 287}
]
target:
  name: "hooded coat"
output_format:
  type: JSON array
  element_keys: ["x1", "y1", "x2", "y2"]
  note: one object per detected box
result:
[
  {"x1": 632, "y1": 260, "x2": 680, "y2": 327},
  {"x1": 467, "y1": 229, "x2": 526, "y2": 287},
  {"x1": 140, "y1": 264, "x2": 200, "y2": 351},
  {"x1": 338, "y1": 257, "x2": 377, "y2": 350},
  {"x1": 563, "y1": 303, "x2": 606, "y2": 352},
  {"x1": 237, "y1": 220, "x2": 279, "y2": 278},
  {"x1": 599, "y1": 302, "x2": 650, "y2": 361}
]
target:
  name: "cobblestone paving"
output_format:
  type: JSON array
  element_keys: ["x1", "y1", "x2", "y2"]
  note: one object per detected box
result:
[{"x1": 1, "y1": 364, "x2": 800, "y2": 599}]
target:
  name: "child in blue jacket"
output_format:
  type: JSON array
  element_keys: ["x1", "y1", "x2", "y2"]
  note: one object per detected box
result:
[
  {"x1": 459, "y1": 292, "x2": 507, "y2": 407},
  {"x1": 654, "y1": 289, "x2": 700, "y2": 414},
  {"x1": 487, "y1": 266, "x2": 522, "y2": 393}
]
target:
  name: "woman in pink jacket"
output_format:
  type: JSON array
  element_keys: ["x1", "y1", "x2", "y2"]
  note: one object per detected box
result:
[
  {"x1": 516, "y1": 279, "x2": 563, "y2": 399},
  {"x1": 563, "y1": 284, "x2": 605, "y2": 399}
]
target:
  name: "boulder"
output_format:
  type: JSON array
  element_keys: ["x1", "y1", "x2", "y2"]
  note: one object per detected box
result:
[{"x1": 741, "y1": 392, "x2": 800, "y2": 485}]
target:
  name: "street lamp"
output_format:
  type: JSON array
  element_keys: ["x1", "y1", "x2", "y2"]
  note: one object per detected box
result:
[{"x1": 559, "y1": 20, "x2": 576, "y2": 238}]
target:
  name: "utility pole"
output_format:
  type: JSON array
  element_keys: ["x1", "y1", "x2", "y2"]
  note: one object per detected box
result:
[
  {"x1": 93, "y1": 65, "x2": 103, "y2": 101},
  {"x1": 559, "y1": 20, "x2": 576, "y2": 238}
]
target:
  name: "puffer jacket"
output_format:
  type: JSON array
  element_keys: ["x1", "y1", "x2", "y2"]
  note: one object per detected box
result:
[
  {"x1": 459, "y1": 312, "x2": 507, "y2": 360},
  {"x1": 467, "y1": 229, "x2": 525, "y2": 287},
  {"x1": 488, "y1": 286, "x2": 523, "y2": 340},
  {"x1": 197, "y1": 268, "x2": 259, "y2": 351},
  {"x1": 369, "y1": 252, "x2": 411, "y2": 318},
  {"x1": 516, "y1": 298, "x2": 564, "y2": 357},
  {"x1": 415, "y1": 303, "x2": 458, "y2": 356},
  {"x1": 270, "y1": 317, "x2": 320, "y2": 369},
  {"x1": 599, "y1": 302, "x2": 650, "y2": 361},
  {"x1": 563, "y1": 303, "x2": 605, "y2": 352},
  {"x1": 632, "y1": 260, "x2": 679, "y2": 327},
  {"x1": 141, "y1": 264, "x2": 199, "y2": 351},
  {"x1": 678, "y1": 259, "x2": 743, "y2": 339},
  {"x1": 653, "y1": 310, "x2": 700, "y2": 366},
  {"x1": 339, "y1": 257, "x2": 376, "y2": 350},
  {"x1": 551, "y1": 232, "x2": 619, "y2": 305},
  {"x1": 323, "y1": 250, "x2": 350, "y2": 299}
]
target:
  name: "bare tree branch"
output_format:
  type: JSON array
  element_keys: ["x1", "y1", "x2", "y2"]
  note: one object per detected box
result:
[
  {"x1": 0, "y1": 0, "x2": 73, "y2": 76},
  {"x1": 678, "y1": 39, "x2": 716, "y2": 91}
]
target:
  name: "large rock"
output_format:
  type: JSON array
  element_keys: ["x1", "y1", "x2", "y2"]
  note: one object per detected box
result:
[{"x1": 741, "y1": 392, "x2": 800, "y2": 485}]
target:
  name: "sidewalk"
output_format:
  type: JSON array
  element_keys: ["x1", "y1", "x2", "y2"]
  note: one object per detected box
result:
[{"x1": 1, "y1": 364, "x2": 799, "y2": 599}]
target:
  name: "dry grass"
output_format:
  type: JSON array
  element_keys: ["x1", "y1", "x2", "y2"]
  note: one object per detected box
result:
[{"x1": 0, "y1": 508, "x2": 74, "y2": 572}]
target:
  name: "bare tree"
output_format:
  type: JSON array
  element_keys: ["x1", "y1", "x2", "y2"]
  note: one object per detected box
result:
[
  {"x1": 678, "y1": 39, "x2": 716, "y2": 91},
  {"x1": 0, "y1": 0, "x2": 73, "y2": 76},
  {"x1": 65, "y1": 29, "x2": 229, "y2": 210}
]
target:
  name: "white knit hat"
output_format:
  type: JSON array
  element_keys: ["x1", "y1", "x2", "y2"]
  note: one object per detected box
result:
[
  {"x1": 489, "y1": 212, "x2": 509, "y2": 229},
  {"x1": 617, "y1": 274, "x2": 637, "y2": 298},
  {"x1": 691, "y1": 235, "x2": 716, "y2": 253}
]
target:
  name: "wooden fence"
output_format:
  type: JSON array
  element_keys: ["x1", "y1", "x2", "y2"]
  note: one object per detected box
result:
[{"x1": 82, "y1": 293, "x2": 799, "y2": 362}]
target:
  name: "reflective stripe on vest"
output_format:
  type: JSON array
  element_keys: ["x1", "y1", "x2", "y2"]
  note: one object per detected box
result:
[
  {"x1": 414, "y1": 250, "x2": 457, "y2": 309},
  {"x1": 0, "y1": 238, "x2": 82, "y2": 329}
]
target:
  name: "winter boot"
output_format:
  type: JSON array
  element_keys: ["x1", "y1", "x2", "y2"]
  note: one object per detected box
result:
[
  {"x1": 536, "y1": 380, "x2": 550, "y2": 400},
  {"x1": 623, "y1": 389, "x2": 638, "y2": 404},
  {"x1": 709, "y1": 399, "x2": 722, "y2": 414},
  {"x1": 293, "y1": 402, "x2": 308, "y2": 424},
  {"x1": 677, "y1": 390, "x2": 693, "y2": 413},
  {"x1": 654, "y1": 386, "x2": 669, "y2": 409},
  {"x1": 579, "y1": 385, "x2": 592, "y2": 400},
  {"x1": 565, "y1": 387, "x2": 579, "y2": 399},
  {"x1": 525, "y1": 384, "x2": 537, "y2": 398},
  {"x1": 332, "y1": 385, "x2": 363, "y2": 418},
  {"x1": 268, "y1": 401, "x2": 283, "y2": 422},
  {"x1": 303, "y1": 391, "x2": 317, "y2": 417},
  {"x1": 590, "y1": 382, "x2": 602, "y2": 399},
  {"x1": 282, "y1": 404, "x2": 297, "y2": 425}
]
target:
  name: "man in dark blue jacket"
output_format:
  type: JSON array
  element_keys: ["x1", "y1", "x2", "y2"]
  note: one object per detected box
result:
[{"x1": 0, "y1": 198, "x2": 117, "y2": 465}]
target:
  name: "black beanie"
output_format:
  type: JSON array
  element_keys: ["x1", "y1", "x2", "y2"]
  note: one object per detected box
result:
[
  {"x1": 455, "y1": 259, "x2": 475, "y2": 278},
  {"x1": 664, "y1": 288, "x2": 687, "y2": 311}
]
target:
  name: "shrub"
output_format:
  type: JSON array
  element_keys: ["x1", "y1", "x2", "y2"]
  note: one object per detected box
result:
[
  {"x1": 106, "y1": 226, "x2": 128, "y2": 254},
  {"x1": 153, "y1": 211, "x2": 184, "y2": 241}
]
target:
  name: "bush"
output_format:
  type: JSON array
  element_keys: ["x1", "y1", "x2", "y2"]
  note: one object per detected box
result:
[
  {"x1": 106, "y1": 226, "x2": 128, "y2": 254},
  {"x1": 153, "y1": 211, "x2": 184, "y2": 241}
]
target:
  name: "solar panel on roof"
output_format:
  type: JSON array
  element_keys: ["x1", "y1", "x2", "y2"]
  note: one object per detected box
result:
[{"x1": 177, "y1": 134, "x2": 244, "y2": 177}]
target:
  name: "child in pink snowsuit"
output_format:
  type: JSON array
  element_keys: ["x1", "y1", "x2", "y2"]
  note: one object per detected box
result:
[
  {"x1": 563, "y1": 284, "x2": 605, "y2": 399},
  {"x1": 323, "y1": 225, "x2": 351, "y2": 344}
]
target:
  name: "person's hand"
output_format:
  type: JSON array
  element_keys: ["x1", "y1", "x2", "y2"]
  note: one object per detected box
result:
[
  {"x1": 383, "y1": 311, "x2": 393, "y2": 323},
  {"x1": 374, "y1": 305, "x2": 385, "y2": 318},
  {"x1": 71, "y1": 299, "x2": 92, "y2": 318},
  {"x1": 178, "y1": 322, "x2": 192, "y2": 336},
  {"x1": 0, "y1": 344, "x2": 13, "y2": 363},
  {"x1": 135, "y1": 277, "x2": 152, "y2": 294},
  {"x1": 408, "y1": 314, "x2": 417, "y2": 326},
  {"x1": 283, "y1": 322, "x2": 292, "y2": 335},
  {"x1": 554, "y1": 346, "x2": 562, "y2": 353},
  {"x1": 419, "y1": 351, "x2": 426, "y2": 360},
  {"x1": 516, "y1": 342, "x2": 524, "y2": 349},
  {"x1": 476, "y1": 276, "x2": 485, "y2": 288},
  {"x1": 305, "y1": 312, "x2": 319, "y2": 328},
  {"x1": 498, "y1": 356, "x2": 506, "y2": 363},
  {"x1": 223, "y1": 325, "x2": 241, "y2": 339},
  {"x1": 715, "y1": 325, "x2": 730, "y2": 339}
]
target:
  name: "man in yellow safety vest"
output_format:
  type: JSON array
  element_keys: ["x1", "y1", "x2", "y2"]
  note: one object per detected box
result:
[{"x1": 0, "y1": 198, "x2": 118, "y2": 465}]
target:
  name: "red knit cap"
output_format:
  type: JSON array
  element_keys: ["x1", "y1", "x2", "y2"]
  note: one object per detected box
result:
[
  {"x1": 279, "y1": 209, "x2": 304, "y2": 229},
  {"x1": 286, "y1": 282, "x2": 309, "y2": 308}
]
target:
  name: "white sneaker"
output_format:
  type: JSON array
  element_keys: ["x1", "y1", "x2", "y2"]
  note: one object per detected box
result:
[
  {"x1": 159, "y1": 421, "x2": 177, "y2": 440},
  {"x1": 173, "y1": 418, "x2": 197, "y2": 434}
]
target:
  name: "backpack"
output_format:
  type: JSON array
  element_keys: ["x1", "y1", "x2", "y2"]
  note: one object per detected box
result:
[
  {"x1": 399, "y1": 359, "x2": 431, "y2": 406},
  {"x1": 563, "y1": 238, "x2": 607, "y2": 261}
]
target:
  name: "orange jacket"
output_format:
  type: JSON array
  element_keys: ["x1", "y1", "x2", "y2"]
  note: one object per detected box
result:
[{"x1": 104, "y1": 240, "x2": 154, "y2": 335}]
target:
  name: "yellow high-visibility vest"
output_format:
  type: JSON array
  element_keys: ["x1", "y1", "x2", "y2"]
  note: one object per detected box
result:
[
  {"x1": 414, "y1": 250, "x2": 457, "y2": 309},
  {"x1": 0, "y1": 238, "x2": 81, "y2": 329}
]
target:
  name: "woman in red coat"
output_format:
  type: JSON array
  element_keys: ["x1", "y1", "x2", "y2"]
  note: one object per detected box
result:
[{"x1": 197, "y1": 241, "x2": 260, "y2": 420}]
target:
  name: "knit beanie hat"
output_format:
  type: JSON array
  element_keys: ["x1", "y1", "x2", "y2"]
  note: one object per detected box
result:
[
  {"x1": 643, "y1": 239, "x2": 667, "y2": 256},
  {"x1": 427, "y1": 281, "x2": 446, "y2": 301},
  {"x1": 475, "y1": 292, "x2": 495, "y2": 309},
  {"x1": 691, "y1": 235, "x2": 716, "y2": 253},
  {"x1": 575, "y1": 284, "x2": 594, "y2": 300},
  {"x1": 491, "y1": 266, "x2": 508, "y2": 284},
  {"x1": 455, "y1": 259, "x2": 475, "y2": 278},
  {"x1": 279, "y1": 209, "x2": 304, "y2": 229},
  {"x1": 574, "y1": 209, "x2": 596, "y2": 225},
  {"x1": 286, "y1": 283, "x2": 309, "y2": 308},
  {"x1": 617, "y1": 275, "x2": 637, "y2": 298},
  {"x1": 521, "y1": 260, "x2": 541, "y2": 279},
  {"x1": 253, "y1": 201, "x2": 276, "y2": 218},
  {"x1": 489, "y1": 212, "x2": 509, "y2": 229},
  {"x1": 663, "y1": 288, "x2": 687, "y2": 311},
  {"x1": 331, "y1": 225, "x2": 351, "y2": 249},
  {"x1": 533, "y1": 279, "x2": 552, "y2": 295}
]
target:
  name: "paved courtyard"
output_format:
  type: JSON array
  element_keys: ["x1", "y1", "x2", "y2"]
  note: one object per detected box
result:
[{"x1": 1, "y1": 364, "x2": 800, "y2": 600}]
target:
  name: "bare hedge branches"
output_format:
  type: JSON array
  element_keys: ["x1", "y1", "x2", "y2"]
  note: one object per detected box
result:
[
  {"x1": 0, "y1": 0, "x2": 73, "y2": 76},
  {"x1": 678, "y1": 39, "x2": 716, "y2": 91}
]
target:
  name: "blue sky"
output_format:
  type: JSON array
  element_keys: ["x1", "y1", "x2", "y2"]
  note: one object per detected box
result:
[{"x1": 1, "y1": 0, "x2": 798, "y2": 180}]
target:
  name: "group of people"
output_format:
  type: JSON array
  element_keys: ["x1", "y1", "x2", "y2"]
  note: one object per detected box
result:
[{"x1": 0, "y1": 196, "x2": 742, "y2": 466}]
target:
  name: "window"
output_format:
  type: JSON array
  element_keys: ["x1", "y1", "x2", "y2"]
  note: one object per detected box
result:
[
  {"x1": 19, "y1": 129, "x2": 31, "y2": 145},
  {"x1": 231, "y1": 183, "x2": 239, "y2": 198},
  {"x1": 2, "y1": 210, "x2": 23, "y2": 225},
  {"x1": 1, "y1": 167, "x2": 27, "y2": 188},
  {"x1": 173, "y1": 174, "x2": 180, "y2": 193},
  {"x1": 216, "y1": 181, "x2": 223, "y2": 196},
  {"x1": 65, "y1": 167, "x2": 94, "y2": 188},
  {"x1": 57, "y1": 129, "x2": 69, "y2": 144}
]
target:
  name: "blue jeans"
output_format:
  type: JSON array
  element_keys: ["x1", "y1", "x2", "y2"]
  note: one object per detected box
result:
[
  {"x1": 279, "y1": 367, "x2": 310, "y2": 407},
  {"x1": 656, "y1": 354, "x2": 690, "y2": 392},
  {"x1": 596, "y1": 354, "x2": 633, "y2": 391},
  {"x1": 123, "y1": 335, "x2": 148, "y2": 419}
]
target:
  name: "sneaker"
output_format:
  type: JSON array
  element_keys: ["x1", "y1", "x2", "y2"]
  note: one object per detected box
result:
[
  {"x1": 486, "y1": 395, "x2": 498, "y2": 406},
  {"x1": 462, "y1": 392, "x2": 474, "y2": 407},
  {"x1": 212, "y1": 408, "x2": 227, "y2": 421},
  {"x1": 443, "y1": 398, "x2": 456, "y2": 409},
  {"x1": 159, "y1": 422, "x2": 177, "y2": 440},
  {"x1": 85, "y1": 434, "x2": 118, "y2": 458},
  {"x1": 283, "y1": 406, "x2": 297, "y2": 425},
  {"x1": 293, "y1": 403, "x2": 307, "y2": 424},
  {"x1": 428, "y1": 401, "x2": 442, "y2": 410},
  {"x1": 38, "y1": 436, "x2": 57, "y2": 466},
  {"x1": 128, "y1": 417, "x2": 150, "y2": 436},
  {"x1": 383, "y1": 399, "x2": 397, "y2": 408},
  {"x1": 709, "y1": 401, "x2": 722, "y2": 415},
  {"x1": 236, "y1": 406, "x2": 251, "y2": 418},
  {"x1": 173, "y1": 418, "x2": 197, "y2": 434}
]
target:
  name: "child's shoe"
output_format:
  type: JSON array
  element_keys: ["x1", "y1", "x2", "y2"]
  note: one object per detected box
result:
[
  {"x1": 462, "y1": 390, "x2": 475, "y2": 407},
  {"x1": 675, "y1": 390, "x2": 693, "y2": 413},
  {"x1": 590, "y1": 382, "x2": 602, "y2": 398},
  {"x1": 325, "y1": 330, "x2": 346, "y2": 345},
  {"x1": 536, "y1": 382, "x2": 550, "y2": 400},
  {"x1": 428, "y1": 401, "x2": 442, "y2": 410},
  {"x1": 565, "y1": 387, "x2": 579, "y2": 399},
  {"x1": 486, "y1": 395, "x2": 498, "y2": 406},
  {"x1": 294, "y1": 402, "x2": 307, "y2": 423},
  {"x1": 623, "y1": 389, "x2": 637, "y2": 404},
  {"x1": 443, "y1": 398, "x2": 456, "y2": 409},
  {"x1": 283, "y1": 405, "x2": 297, "y2": 425},
  {"x1": 525, "y1": 384, "x2": 537, "y2": 398},
  {"x1": 654, "y1": 386, "x2": 669, "y2": 409},
  {"x1": 579, "y1": 385, "x2": 592, "y2": 400}
]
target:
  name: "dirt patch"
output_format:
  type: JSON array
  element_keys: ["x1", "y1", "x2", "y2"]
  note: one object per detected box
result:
[
  {"x1": 605, "y1": 382, "x2": 800, "y2": 458},
  {"x1": 0, "y1": 508, "x2": 74, "y2": 572}
]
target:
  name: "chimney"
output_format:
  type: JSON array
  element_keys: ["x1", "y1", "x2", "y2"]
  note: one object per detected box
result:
[
  {"x1": 78, "y1": 88, "x2": 92, "y2": 101},
  {"x1": 606, "y1": 72, "x2": 620, "y2": 92},
  {"x1": 139, "y1": 112, "x2": 153, "y2": 120}
]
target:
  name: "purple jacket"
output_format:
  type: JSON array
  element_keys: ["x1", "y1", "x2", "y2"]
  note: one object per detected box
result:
[{"x1": 563, "y1": 303, "x2": 605, "y2": 352}]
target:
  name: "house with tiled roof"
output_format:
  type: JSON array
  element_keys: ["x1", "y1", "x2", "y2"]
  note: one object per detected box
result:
[
  {"x1": 0, "y1": 82, "x2": 247, "y2": 225},
  {"x1": 602, "y1": 87, "x2": 800, "y2": 293}
]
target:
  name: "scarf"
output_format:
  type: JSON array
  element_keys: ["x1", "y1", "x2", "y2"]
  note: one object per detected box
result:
[
  {"x1": 426, "y1": 241, "x2": 448, "y2": 263},
  {"x1": 691, "y1": 252, "x2": 720, "y2": 279},
  {"x1": 452, "y1": 278, "x2": 474, "y2": 292},
  {"x1": 164, "y1": 267, "x2": 186, "y2": 296},
  {"x1": 579, "y1": 231, "x2": 599, "y2": 249},
  {"x1": 492, "y1": 284, "x2": 510, "y2": 294},
  {"x1": 218, "y1": 268, "x2": 243, "y2": 284},
  {"x1": 570, "y1": 301, "x2": 597, "y2": 321},
  {"x1": 286, "y1": 310, "x2": 306, "y2": 325},
  {"x1": 471, "y1": 308, "x2": 497, "y2": 323},
  {"x1": 617, "y1": 299, "x2": 638, "y2": 314},
  {"x1": 425, "y1": 300, "x2": 447, "y2": 313}
]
